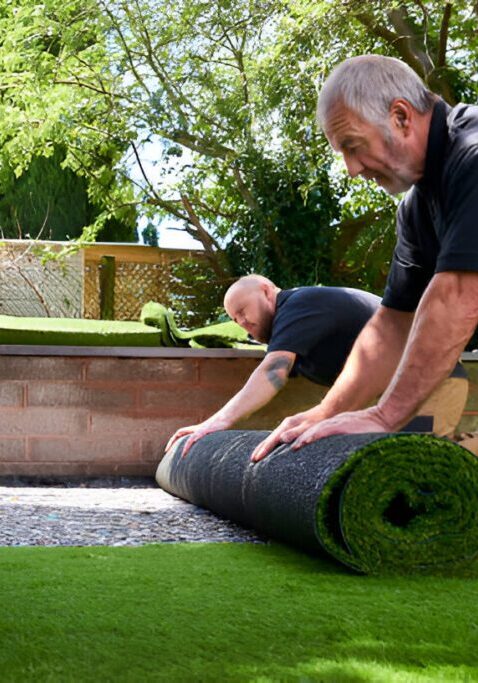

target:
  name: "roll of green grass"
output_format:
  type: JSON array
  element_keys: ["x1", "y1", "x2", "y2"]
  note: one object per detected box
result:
[
  {"x1": 156, "y1": 431, "x2": 478, "y2": 575},
  {"x1": 140, "y1": 301, "x2": 260, "y2": 348}
]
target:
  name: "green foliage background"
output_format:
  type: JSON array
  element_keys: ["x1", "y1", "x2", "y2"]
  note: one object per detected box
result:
[
  {"x1": 1, "y1": 1, "x2": 477, "y2": 320},
  {"x1": 0, "y1": 147, "x2": 136, "y2": 242}
]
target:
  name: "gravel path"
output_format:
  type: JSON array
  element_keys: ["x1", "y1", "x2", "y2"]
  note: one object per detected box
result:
[{"x1": 0, "y1": 478, "x2": 264, "y2": 547}]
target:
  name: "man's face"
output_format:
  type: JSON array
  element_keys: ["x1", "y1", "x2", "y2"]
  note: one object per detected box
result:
[
  {"x1": 225, "y1": 288, "x2": 274, "y2": 343},
  {"x1": 324, "y1": 104, "x2": 421, "y2": 194}
]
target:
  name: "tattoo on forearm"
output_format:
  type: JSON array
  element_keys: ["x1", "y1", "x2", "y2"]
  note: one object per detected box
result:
[{"x1": 265, "y1": 356, "x2": 294, "y2": 391}]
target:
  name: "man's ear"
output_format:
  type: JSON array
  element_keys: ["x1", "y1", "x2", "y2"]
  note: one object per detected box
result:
[
  {"x1": 390, "y1": 99, "x2": 413, "y2": 136},
  {"x1": 263, "y1": 283, "x2": 276, "y2": 305}
]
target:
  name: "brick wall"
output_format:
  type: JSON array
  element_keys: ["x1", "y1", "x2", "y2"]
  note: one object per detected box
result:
[
  {"x1": 0, "y1": 350, "x2": 477, "y2": 478},
  {"x1": 0, "y1": 351, "x2": 326, "y2": 477}
]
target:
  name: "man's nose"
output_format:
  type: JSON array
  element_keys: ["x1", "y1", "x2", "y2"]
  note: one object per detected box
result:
[{"x1": 343, "y1": 153, "x2": 364, "y2": 179}]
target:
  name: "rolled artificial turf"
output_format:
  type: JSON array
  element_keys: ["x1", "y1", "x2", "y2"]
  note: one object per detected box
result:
[
  {"x1": 140, "y1": 301, "x2": 262, "y2": 348},
  {"x1": 156, "y1": 431, "x2": 478, "y2": 575}
]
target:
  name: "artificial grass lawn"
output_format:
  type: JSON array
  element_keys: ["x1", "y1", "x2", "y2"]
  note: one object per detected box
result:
[
  {"x1": 0, "y1": 307, "x2": 259, "y2": 349},
  {"x1": 1, "y1": 543, "x2": 477, "y2": 683},
  {"x1": 0, "y1": 314, "x2": 161, "y2": 347}
]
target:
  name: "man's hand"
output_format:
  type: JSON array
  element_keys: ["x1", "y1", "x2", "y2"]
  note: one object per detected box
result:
[
  {"x1": 250, "y1": 409, "x2": 321, "y2": 462},
  {"x1": 291, "y1": 406, "x2": 392, "y2": 450},
  {"x1": 165, "y1": 417, "x2": 230, "y2": 457},
  {"x1": 250, "y1": 406, "x2": 394, "y2": 462}
]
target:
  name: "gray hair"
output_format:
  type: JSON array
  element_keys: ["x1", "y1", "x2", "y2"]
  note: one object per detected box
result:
[{"x1": 316, "y1": 55, "x2": 436, "y2": 129}]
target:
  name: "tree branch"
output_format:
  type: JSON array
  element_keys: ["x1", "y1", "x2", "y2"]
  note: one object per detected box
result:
[
  {"x1": 387, "y1": 6, "x2": 434, "y2": 76},
  {"x1": 97, "y1": 0, "x2": 152, "y2": 97},
  {"x1": 354, "y1": 10, "x2": 430, "y2": 77},
  {"x1": 168, "y1": 129, "x2": 235, "y2": 160},
  {"x1": 231, "y1": 165, "x2": 260, "y2": 212},
  {"x1": 437, "y1": 2, "x2": 453, "y2": 68},
  {"x1": 180, "y1": 194, "x2": 231, "y2": 278},
  {"x1": 54, "y1": 79, "x2": 113, "y2": 97},
  {"x1": 180, "y1": 195, "x2": 222, "y2": 253},
  {"x1": 146, "y1": 196, "x2": 189, "y2": 223},
  {"x1": 131, "y1": 141, "x2": 163, "y2": 203}
]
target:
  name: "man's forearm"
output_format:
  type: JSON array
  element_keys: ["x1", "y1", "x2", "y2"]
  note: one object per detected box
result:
[
  {"x1": 208, "y1": 352, "x2": 295, "y2": 427},
  {"x1": 312, "y1": 306, "x2": 414, "y2": 420},
  {"x1": 377, "y1": 272, "x2": 478, "y2": 429}
]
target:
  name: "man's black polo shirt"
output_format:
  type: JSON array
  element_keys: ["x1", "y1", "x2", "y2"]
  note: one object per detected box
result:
[
  {"x1": 383, "y1": 98, "x2": 478, "y2": 311},
  {"x1": 267, "y1": 286, "x2": 381, "y2": 385}
]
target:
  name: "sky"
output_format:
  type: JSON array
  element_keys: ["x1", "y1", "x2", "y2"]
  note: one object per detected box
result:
[
  {"x1": 130, "y1": 137, "x2": 205, "y2": 251},
  {"x1": 155, "y1": 221, "x2": 204, "y2": 250}
]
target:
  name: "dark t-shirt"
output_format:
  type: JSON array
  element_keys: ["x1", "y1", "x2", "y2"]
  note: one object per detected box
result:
[
  {"x1": 383, "y1": 98, "x2": 478, "y2": 311},
  {"x1": 267, "y1": 286, "x2": 381, "y2": 385}
]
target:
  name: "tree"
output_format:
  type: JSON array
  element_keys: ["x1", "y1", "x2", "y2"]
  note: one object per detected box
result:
[
  {"x1": 0, "y1": 146, "x2": 137, "y2": 242},
  {"x1": 1, "y1": 0, "x2": 477, "y2": 308},
  {"x1": 274, "y1": 0, "x2": 478, "y2": 289},
  {"x1": 0, "y1": 0, "x2": 341, "y2": 290}
]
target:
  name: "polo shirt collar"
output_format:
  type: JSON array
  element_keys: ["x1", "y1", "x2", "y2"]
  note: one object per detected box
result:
[{"x1": 417, "y1": 98, "x2": 451, "y2": 190}]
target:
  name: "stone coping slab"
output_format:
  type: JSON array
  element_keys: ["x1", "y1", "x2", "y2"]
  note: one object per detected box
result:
[
  {"x1": 0, "y1": 345, "x2": 265, "y2": 358},
  {"x1": 0, "y1": 345, "x2": 476, "y2": 361}
]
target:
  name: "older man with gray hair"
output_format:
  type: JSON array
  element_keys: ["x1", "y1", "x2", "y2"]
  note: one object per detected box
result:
[{"x1": 252, "y1": 54, "x2": 476, "y2": 461}]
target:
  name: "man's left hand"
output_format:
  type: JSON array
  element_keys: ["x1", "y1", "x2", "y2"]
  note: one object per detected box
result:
[{"x1": 291, "y1": 407, "x2": 393, "y2": 450}]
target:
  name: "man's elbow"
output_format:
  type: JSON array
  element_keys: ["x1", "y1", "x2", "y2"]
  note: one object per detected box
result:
[{"x1": 432, "y1": 271, "x2": 478, "y2": 320}]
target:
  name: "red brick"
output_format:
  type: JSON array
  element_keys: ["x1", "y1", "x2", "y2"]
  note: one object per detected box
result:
[
  {"x1": 0, "y1": 438, "x2": 26, "y2": 460},
  {"x1": 140, "y1": 385, "x2": 234, "y2": 414},
  {"x1": 198, "y1": 358, "x2": 260, "y2": 386},
  {"x1": 141, "y1": 440, "x2": 170, "y2": 463},
  {"x1": 29, "y1": 437, "x2": 139, "y2": 462},
  {"x1": 0, "y1": 357, "x2": 84, "y2": 381},
  {"x1": 27, "y1": 383, "x2": 136, "y2": 409},
  {"x1": 84, "y1": 462, "x2": 154, "y2": 477},
  {"x1": 91, "y1": 413, "x2": 189, "y2": 436},
  {"x1": 0, "y1": 382, "x2": 24, "y2": 407},
  {"x1": 85, "y1": 358, "x2": 197, "y2": 383},
  {"x1": 0, "y1": 408, "x2": 88, "y2": 436}
]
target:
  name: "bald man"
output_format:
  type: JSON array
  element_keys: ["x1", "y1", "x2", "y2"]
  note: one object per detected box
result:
[
  {"x1": 167, "y1": 275, "x2": 463, "y2": 457},
  {"x1": 167, "y1": 275, "x2": 468, "y2": 458}
]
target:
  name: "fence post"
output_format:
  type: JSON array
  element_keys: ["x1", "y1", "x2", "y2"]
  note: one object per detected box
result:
[{"x1": 99, "y1": 255, "x2": 115, "y2": 320}]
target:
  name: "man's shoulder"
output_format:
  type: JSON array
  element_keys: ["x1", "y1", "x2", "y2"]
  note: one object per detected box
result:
[
  {"x1": 448, "y1": 103, "x2": 478, "y2": 137},
  {"x1": 397, "y1": 186, "x2": 422, "y2": 223},
  {"x1": 446, "y1": 104, "x2": 478, "y2": 160},
  {"x1": 276, "y1": 286, "x2": 321, "y2": 310},
  {"x1": 278, "y1": 285, "x2": 380, "y2": 311},
  {"x1": 279, "y1": 286, "x2": 317, "y2": 301}
]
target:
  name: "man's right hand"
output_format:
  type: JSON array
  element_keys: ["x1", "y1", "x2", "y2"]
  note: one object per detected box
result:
[
  {"x1": 165, "y1": 418, "x2": 230, "y2": 457},
  {"x1": 250, "y1": 408, "x2": 322, "y2": 462}
]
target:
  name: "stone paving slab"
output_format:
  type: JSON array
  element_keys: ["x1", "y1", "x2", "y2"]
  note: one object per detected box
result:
[{"x1": 0, "y1": 478, "x2": 264, "y2": 547}]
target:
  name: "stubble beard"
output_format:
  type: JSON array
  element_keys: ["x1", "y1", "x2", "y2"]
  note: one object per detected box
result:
[{"x1": 381, "y1": 138, "x2": 419, "y2": 195}]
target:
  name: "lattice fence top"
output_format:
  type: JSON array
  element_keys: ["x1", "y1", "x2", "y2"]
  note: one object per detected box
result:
[
  {"x1": 83, "y1": 254, "x2": 180, "y2": 321},
  {"x1": 0, "y1": 242, "x2": 82, "y2": 318},
  {"x1": 0, "y1": 240, "x2": 202, "y2": 320}
]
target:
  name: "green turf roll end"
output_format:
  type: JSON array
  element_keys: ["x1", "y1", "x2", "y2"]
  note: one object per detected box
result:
[{"x1": 316, "y1": 434, "x2": 478, "y2": 574}]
